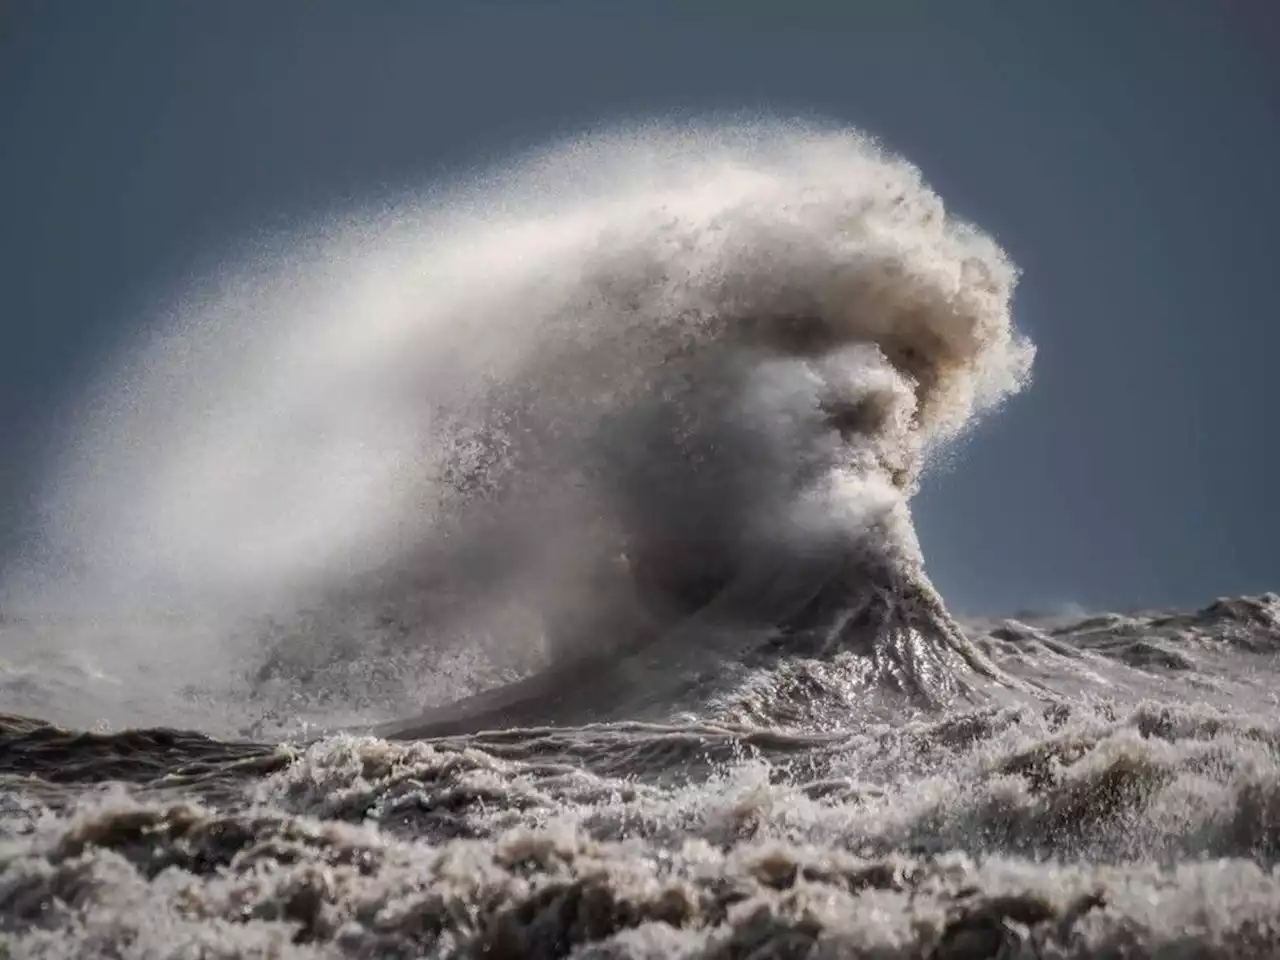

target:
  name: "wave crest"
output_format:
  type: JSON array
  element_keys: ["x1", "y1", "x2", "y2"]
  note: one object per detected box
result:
[{"x1": 8, "y1": 119, "x2": 1036, "y2": 731}]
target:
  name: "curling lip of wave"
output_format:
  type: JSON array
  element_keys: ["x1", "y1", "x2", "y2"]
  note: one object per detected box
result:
[{"x1": 8, "y1": 118, "x2": 1035, "y2": 732}]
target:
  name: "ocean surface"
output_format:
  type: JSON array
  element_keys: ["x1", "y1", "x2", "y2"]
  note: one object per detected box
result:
[
  {"x1": 2, "y1": 121, "x2": 1276, "y2": 958},
  {"x1": 4, "y1": 596, "x2": 1280, "y2": 959}
]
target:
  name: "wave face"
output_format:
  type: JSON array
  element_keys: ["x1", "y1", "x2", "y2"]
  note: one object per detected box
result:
[{"x1": 6, "y1": 119, "x2": 1033, "y2": 734}]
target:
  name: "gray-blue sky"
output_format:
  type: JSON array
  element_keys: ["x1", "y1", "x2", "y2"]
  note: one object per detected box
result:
[{"x1": 1, "y1": 1, "x2": 1276, "y2": 615}]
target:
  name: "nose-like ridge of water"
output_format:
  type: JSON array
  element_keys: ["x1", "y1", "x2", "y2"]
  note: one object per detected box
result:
[{"x1": 370, "y1": 550, "x2": 1032, "y2": 742}]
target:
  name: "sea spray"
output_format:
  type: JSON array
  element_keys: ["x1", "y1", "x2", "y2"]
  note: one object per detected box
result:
[{"x1": 6, "y1": 119, "x2": 1034, "y2": 732}]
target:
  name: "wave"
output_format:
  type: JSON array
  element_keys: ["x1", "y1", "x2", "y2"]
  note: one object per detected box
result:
[{"x1": 3, "y1": 118, "x2": 1036, "y2": 733}]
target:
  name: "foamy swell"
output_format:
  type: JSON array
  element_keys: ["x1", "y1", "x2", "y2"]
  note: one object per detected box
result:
[{"x1": 8, "y1": 119, "x2": 1034, "y2": 726}]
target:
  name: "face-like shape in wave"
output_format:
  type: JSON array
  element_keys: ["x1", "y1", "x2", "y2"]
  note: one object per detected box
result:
[{"x1": 6, "y1": 120, "x2": 1032, "y2": 721}]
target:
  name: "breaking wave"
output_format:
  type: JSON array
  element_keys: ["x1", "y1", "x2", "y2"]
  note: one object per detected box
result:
[
  {"x1": 4, "y1": 119, "x2": 1035, "y2": 735},
  {"x1": 11, "y1": 117, "x2": 1280, "y2": 960}
]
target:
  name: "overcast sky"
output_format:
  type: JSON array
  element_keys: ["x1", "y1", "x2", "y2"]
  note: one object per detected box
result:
[{"x1": 1, "y1": 1, "x2": 1276, "y2": 615}]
